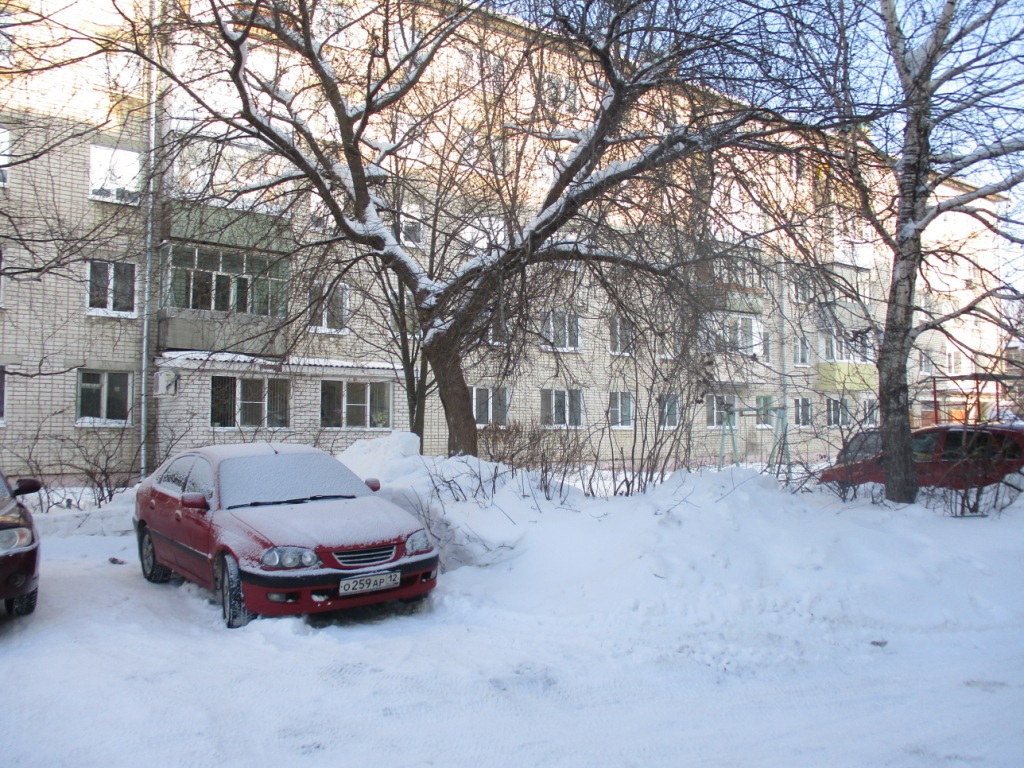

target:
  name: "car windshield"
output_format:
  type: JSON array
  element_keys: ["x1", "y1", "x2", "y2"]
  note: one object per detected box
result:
[{"x1": 219, "y1": 453, "x2": 372, "y2": 510}]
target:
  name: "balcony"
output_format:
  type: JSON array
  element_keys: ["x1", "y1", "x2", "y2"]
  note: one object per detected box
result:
[{"x1": 157, "y1": 307, "x2": 287, "y2": 357}]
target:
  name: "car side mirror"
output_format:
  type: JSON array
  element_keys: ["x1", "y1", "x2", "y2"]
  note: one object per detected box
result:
[
  {"x1": 181, "y1": 492, "x2": 210, "y2": 512},
  {"x1": 12, "y1": 478, "x2": 41, "y2": 497},
  {"x1": 365, "y1": 478, "x2": 381, "y2": 492}
]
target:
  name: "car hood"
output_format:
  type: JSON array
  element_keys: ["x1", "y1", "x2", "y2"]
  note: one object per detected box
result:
[{"x1": 225, "y1": 496, "x2": 421, "y2": 549}]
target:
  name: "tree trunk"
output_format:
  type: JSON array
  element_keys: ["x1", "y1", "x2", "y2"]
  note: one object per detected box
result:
[
  {"x1": 423, "y1": 330, "x2": 478, "y2": 456},
  {"x1": 878, "y1": 102, "x2": 931, "y2": 503}
]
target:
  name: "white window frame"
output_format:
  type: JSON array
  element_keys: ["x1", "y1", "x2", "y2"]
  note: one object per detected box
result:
[
  {"x1": 471, "y1": 386, "x2": 509, "y2": 427},
  {"x1": 401, "y1": 203, "x2": 424, "y2": 247},
  {"x1": 658, "y1": 393, "x2": 680, "y2": 429},
  {"x1": 541, "y1": 388, "x2": 583, "y2": 428},
  {"x1": 211, "y1": 376, "x2": 290, "y2": 429},
  {"x1": 826, "y1": 397, "x2": 852, "y2": 427},
  {"x1": 320, "y1": 380, "x2": 392, "y2": 430},
  {"x1": 862, "y1": 399, "x2": 879, "y2": 426},
  {"x1": 920, "y1": 349, "x2": 935, "y2": 375},
  {"x1": 793, "y1": 397, "x2": 812, "y2": 427},
  {"x1": 607, "y1": 391, "x2": 634, "y2": 429},
  {"x1": 77, "y1": 370, "x2": 132, "y2": 427},
  {"x1": 542, "y1": 310, "x2": 582, "y2": 352},
  {"x1": 0, "y1": 13, "x2": 12, "y2": 67},
  {"x1": 308, "y1": 280, "x2": 349, "y2": 334},
  {"x1": 609, "y1": 315, "x2": 634, "y2": 356},
  {"x1": 658, "y1": 330, "x2": 681, "y2": 360},
  {"x1": 87, "y1": 259, "x2": 137, "y2": 317},
  {"x1": 795, "y1": 335, "x2": 811, "y2": 366},
  {"x1": 756, "y1": 395, "x2": 774, "y2": 427},
  {"x1": 89, "y1": 145, "x2": 141, "y2": 205},
  {"x1": 706, "y1": 394, "x2": 738, "y2": 429},
  {"x1": 723, "y1": 313, "x2": 761, "y2": 357}
]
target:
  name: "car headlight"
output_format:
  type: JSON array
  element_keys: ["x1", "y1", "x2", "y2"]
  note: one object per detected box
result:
[
  {"x1": 0, "y1": 527, "x2": 33, "y2": 552},
  {"x1": 405, "y1": 529, "x2": 432, "y2": 555},
  {"x1": 260, "y1": 547, "x2": 321, "y2": 570}
]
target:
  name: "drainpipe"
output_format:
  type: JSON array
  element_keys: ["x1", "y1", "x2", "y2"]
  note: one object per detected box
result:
[{"x1": 139, "y1": 0, "x2": 161, "y2": 481}]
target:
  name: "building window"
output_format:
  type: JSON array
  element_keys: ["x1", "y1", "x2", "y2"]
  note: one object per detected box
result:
[
  {"x1": 795, "y1": 335, "x2": 811, "y2": 366},
  {"x1": 920, "y1": 350, "x2": 935, "y2": 375},
  {"x1": 658, "y1": 330, "x2": 681, "y2": 360},
  {"x1": 723, "y1": 314, "x2": 760, "y2": 356},
  {"x1": 88, "y1": 260, "x2": 136, "y2": 315},
  {"x1": 472, "y1": 386, "x2": 509, "y2": 427},
  {"x1": 824, "y1": 329, "x2": 871, "y2": 363},
  {"x1": 793, "y1": 397, "x2": 812, "y2": 427},
  {"x1": 542, "y1": 310, "x2": 581, "y2": 351},
  {"x1": 607, "y1": 391, "x2": 633, "y2": 428},
  {"x1": 0, "y1": 127, "x2": 8, "y2": 185},
  {"x1": 320, "y1": 380, "x2": 391, "y2": 429},
  {"x1": 309, "y1": 281, "x2": 348, "y2": 332},
  {"x1": 706, "y1": 394, "x2": 737, "y2": 428},
  {"x1": 211, "y1": 376, "x2": 290, "y2": 428},
  {"x1": 658, "y1": 393, "x2": 680, "y2": 429},
  {"x1": 756, "y1": 395, "x2": 774, "y2": 426},
  {"x1": 401, "y1": 204, "x2": 424, "y2": 246},
  {"x1": 760, "y1": 330, "x2": 771, "y2": 362},
  {"x1": 78, "y1": 370, "x2": 131, "y2": 425},
  {"x1": 826, "y1": 397, "x2": 851, "y2": 427},
  {"x1": 862, "y1": 399, "x2": 878, "y2": 426},
  {"x1": 89, "y1": 145, "x2": 140, "y2": 205},
  {"x1": 609, "y1": 315, "x2": 633, "y2": 355},
  {"x1": 541, "y1": 388, "x2": 583, "y2": 428},
  {"x1": 167, "y1": 244, "x2": 289, "y2": 318}
]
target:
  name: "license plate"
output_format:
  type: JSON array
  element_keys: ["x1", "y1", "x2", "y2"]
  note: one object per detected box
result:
[{"x1": 339, "y1": 571, "x2": 400, "y2": 595}]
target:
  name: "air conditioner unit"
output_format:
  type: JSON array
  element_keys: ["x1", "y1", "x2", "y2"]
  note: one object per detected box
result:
[{"x1": 154, "y1": 370, "x2": 179, "y2": 397}]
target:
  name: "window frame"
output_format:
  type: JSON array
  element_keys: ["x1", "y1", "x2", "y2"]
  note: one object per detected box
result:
[
  {"x1": 826, "y1": 396, "x2": 852, "y2": 427},
  {"x1": 794, "y1": 335, "x2": 812, "y2": 366},
  {"x1": 793, "y1": 397, "x2": 812, "y2": 428},
  {"x1": 76, "y1": 370, "x2": 132, "y2": 427},
  {"x1": 320, "y1": 380, "x2": 392, "y2": 430},
  {"x1": 210, "y1": 375, "x2": 290, "y2": 430},
  {"x1": 607, "y1": 391, "x2": 634, "y2": 429},
  {"x1": 658, "y1": 393, "x2": 680, "y2": 429},
  {"x1": 609, "y1": 315, "x2": 634, "y2": 356},
  {"x1": 87, "y1": 259, "x2": 137, "y2": 317},
  {"x1": 0, "y1": 126, "x2": 8, "y2": 186},
  {"x1": 471, "y1": 386, "x2": 509, "y2": 428},
  {"x1": 540, "y1": 388, "x2": 584, "y2": 428},
  {"x1": 89, "y1": 145, "x2": 141, "y2": 205},
  {"x1": 756, "y1": 395, "x2": 775, "y2": 427},
  {"x1": 542, "y1": 310, "x2": 582, "y2": 352},
  {"x1": 166, "y1": 244, "x2": 289, "y2": 318},
  {"x1": 308, "y1": 280, "x2": 349, "y2": 334},
  {"x1": 706, "y1": 394, "x2": 738, "y2": 429}
]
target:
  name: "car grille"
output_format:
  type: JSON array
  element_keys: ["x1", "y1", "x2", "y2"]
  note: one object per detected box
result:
[{"x1": 334, "y1": 545, "x2": 396, "y2": 567}]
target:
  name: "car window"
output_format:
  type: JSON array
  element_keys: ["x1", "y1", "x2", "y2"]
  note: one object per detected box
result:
[
  {"x1": 911, "y1": 432, "x2": 939, "y2": 461},
  {"x1": 940, "y1": 431, "x2": 966, "y2": 461},
  {"x1": 184, "y1": 457, "x2": 214, "y2": 500},
  {"x1": 218, "y1": 452, "x2": 371, "y2": 510},
  {"x1": 998, "y1": 434, "x2": 1023, "y2": 460},
  {"x1": 157, "y1": 456, "x2": 195, "y2": 493}
]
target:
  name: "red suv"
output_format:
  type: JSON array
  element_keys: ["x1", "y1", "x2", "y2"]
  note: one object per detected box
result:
[
  {"x1": 1, "y1": 472, "x2": 42, "y2": 617},
  {"x1": 819, "y1": 424, "x2": 1024, "y2": 490}
]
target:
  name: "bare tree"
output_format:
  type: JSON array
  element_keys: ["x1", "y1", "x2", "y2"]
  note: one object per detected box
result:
[{"x1": 787, "y1": 0, "x2": 1024, "y2": 501}]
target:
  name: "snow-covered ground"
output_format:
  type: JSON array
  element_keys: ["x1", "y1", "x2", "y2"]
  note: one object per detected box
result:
[{"x1": 2, "y1": 433, "x2": 1022, "y2": 767}]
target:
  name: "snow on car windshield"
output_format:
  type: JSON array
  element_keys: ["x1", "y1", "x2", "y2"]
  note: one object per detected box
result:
[{"x1": 218, "y1": 453, "x2": 371, "y2": 510}]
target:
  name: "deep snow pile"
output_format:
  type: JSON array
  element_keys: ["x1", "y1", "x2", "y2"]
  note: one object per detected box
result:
[{"x1": 4, "y1": 432, "x2": 1024, "y2": 767}]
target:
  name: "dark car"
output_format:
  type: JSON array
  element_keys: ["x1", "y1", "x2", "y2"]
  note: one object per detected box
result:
[
  {"x1": 819, "y1": 424, "x2": 1024, "y2": 490},
  {"x1": 1, "y1": 472, "x2": 43, "y2": 617},
  {"x1": 133, "y1": 443, "x2": 439, "y2": 628}
]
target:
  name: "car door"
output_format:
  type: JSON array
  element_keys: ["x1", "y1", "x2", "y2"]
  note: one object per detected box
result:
[
  {"x1": 145, "y1": 455, "x2": 195, "y2": 569},
  {"x1": 176, "y1": 456, "x2": 215, "y2": 586}
]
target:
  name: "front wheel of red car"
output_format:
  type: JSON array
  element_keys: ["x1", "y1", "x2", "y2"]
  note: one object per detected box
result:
[
  {"x1": 138, "y1": 527, "x2": 172, "y2": 584},
  {"x1": 216, "y1": 554, "x2": 253, "y2": 629},
  {"x1": 4, "y1": 588, "x2": 37, "y2": 616}
]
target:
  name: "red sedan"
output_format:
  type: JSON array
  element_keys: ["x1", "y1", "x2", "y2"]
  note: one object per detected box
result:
[
  {"x1": 819, "y1": 424, "x2": 1024, "y2": 490},
  {"x1": 1, "y1": 473, "x2": 42, "y2": 617},
  {"x1": 134, "y1": 443, "x2": 438, "y2": 627}
]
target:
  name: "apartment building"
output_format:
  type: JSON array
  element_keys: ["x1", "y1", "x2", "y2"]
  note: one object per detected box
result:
[{"x1": 0, "y1": 1, "x2": 1007, "y2": 486}]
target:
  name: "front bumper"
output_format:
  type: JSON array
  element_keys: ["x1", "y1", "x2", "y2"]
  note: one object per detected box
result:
[
  {"x1": 0, "y1": 542, "x2": 40, "y2": 602},
  {"x1": 238, "y1": 554, "x2": 439, "y2": 616}
]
